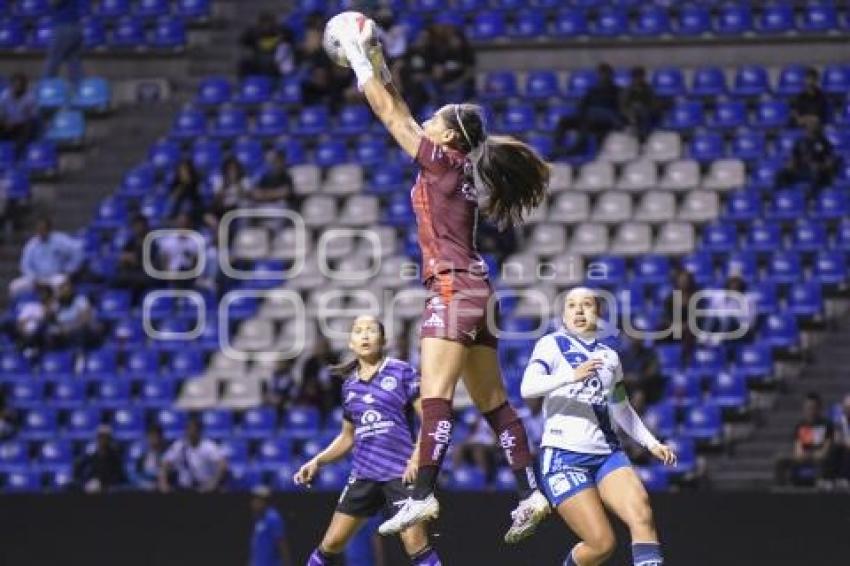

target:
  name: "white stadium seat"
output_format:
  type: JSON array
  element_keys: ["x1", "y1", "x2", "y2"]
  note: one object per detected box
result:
[
  {"x1": 574, "y1": 161, "x2": 614, "y2": 193},
  {"x1": 611, "y1": 222, "x2": 653, "y2": 256},
  {"x1": 702, "y1": 159, "x2": 745, "y2": 191},
  {"x1": 548, "y1": 192, "x2": 590, "y2": 224},
  {"x1": 529, "y1": 223, "x2": 566, "y2": 257},
  {"x1": 635, "y1": 191, "x2": 676, "y2": 223},
  {"x1": 660, "y1": 159, "x2": 700, "y2": 192},
  {"x1": 679, "y1": 190, "x2": 720, "y2": 223},
  {"x1": 643, "y1": 131, "x2": 681, "y2": 163},
  {"x1": 569, "y1": 223, "x2": 610, "y2": 255},
  {"x1": 654, "y1": 222, "x2": 695, "y2": 255},
  {"x1": 290, "y1": 164, "x2": 321, "y2": 195},
  {"x1": 616, "y1": 159, "x2": 658, "y2": 192},
  {"x1": 599, "y1": 132, "x2": 639, "y2": 164},
  {"x1": 592, "y1": 192, "x2": 633, "y2": 224},
  {"x1": 322, "y1": 164, "x2": 364, "y2": 195}
]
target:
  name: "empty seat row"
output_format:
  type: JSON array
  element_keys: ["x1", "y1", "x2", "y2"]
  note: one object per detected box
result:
[{"x1": 0, "y1": 16, "x2": 187, "y2": 50}]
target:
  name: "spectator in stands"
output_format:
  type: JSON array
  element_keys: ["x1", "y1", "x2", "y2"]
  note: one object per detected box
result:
[
  {"x1": 249, "y1": 485, "x2": 293, "y2": 566},
  {"x1": 210, "y1": 157, "x2": 251, "y2": 224},
  {"x1": 792, "y1": 68, "x2": 829, "y2": 127},
  {"x1": 777, "y1": 116, "x2": 838, "y2": 190},
  {"x1": 0, "y1": 73, "x2": 38, "y2": 154},
  {"x1": 156, "y1": 213, "x2": 203, "y2": 281},
  {"x1": 397, "y1": 29, "x2": 437, "y2": 116},
  {"x1": 73, "y1": 425, "x2": 127, "y2": 493},
  {"x1": 128, "y1": 424, "x2": 167, "y2": 492},
  {"x1": 618, "y1": 333, "x2": 664, "y2": 402},
  {"x1": 0, "y1": 390, "x2": 20, "y2": 441},
  {"x1": 9, "y1": 216, "x2": 84, "y2": 298},
  {"x1": 776, "y1": 393, "x2": 837, "y2": 488},
  {"x1": 115, "y1": 215, "x2": 156, "y2": 304},
  {"x1": 452, "y1": 414, "x2": 498, "y2": 482},
  {"x1": 554, "y1": 63, "x2": 624, "y2": 156},
  {"x1": 248, "y1": 150, "x2": 295, "y2": 208},
  {"x1": 46, "y1": 276, "x2": 102, "y2": 350},
  {"x1": 159, "y1": 415, "x2": 229, "y2": 493},
  {"x1": 663, "y1": 269, "x2": 700, "y2": 364},
  {"x1": 265, "y1": 358, "x2": 297, "y2": 413},
  {"x1": 7, "y1": 283, "x2": 52, "y2": 354},
  {"x1": 44, "y1": 0, "x2": 85, "y2": 86},
  {"x1": 704, "y1": 274, "x2": 757, "y2": 346},
  {"x1": 833, "y1": 394, "x2": 850, "y2": 487},
  {"x1": 620, "y1": 66, "x2": 661, "y2": 143},
  {"x1": 167, "y1": 159, "x2": 205, "y2": 228},
  {"x1": 297, "y1": 336, "x2": 340, "y2": 418},
  {"x1": 375, "y1": 10, "x2": 407, "y2": 62},
  {"x1": 239, "y1": 12, "x2": 296, "y2": 78},
  {"x1": 432, "y1": 25, "x2": 475, "y2": 103}
]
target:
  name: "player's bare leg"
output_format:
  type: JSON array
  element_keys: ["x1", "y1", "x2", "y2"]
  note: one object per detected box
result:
[
  {"x1": 598, "y1": 467, "x2": 664, "y2": 565},
  {"x1": 555, "y1": 489, "x2": 615, "y2": 566}
]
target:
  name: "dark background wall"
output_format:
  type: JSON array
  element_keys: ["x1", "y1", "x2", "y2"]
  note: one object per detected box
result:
[{"x1": 1, "y1": 492, "x2": 848, "y2": 565}]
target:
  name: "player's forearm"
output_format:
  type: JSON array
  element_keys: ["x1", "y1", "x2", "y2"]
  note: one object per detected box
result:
[
  {"x1": 520, "y1": 362, "x2": 574, "y2": 399},
  {"x1": 612, "y1": 401, "x2": 660, "y2": 449},
  {"x1": 315, "y1": 433, "x2": 354, "y2": 465}
]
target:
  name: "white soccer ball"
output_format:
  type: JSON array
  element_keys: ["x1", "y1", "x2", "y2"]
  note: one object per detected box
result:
[{"x1": 322, "y1": 11, "x2": 376, "y2": 68}]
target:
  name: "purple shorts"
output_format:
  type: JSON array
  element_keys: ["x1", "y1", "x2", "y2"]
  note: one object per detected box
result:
[{"x1": 419, "y1": 271, "x2": 498, "y2": 348}]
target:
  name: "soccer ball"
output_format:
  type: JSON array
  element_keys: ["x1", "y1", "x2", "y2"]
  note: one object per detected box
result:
[{"x1": 322, "y1": 11, "x2": 375, "y2": 68}]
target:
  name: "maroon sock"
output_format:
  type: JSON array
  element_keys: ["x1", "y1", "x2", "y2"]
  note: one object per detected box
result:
[
  {"x1": 484, "y1": 401, "x2": 537, "y2": 499},
  {"x1": 414, "y1": 397, "x2": 454, "y2": 499}
]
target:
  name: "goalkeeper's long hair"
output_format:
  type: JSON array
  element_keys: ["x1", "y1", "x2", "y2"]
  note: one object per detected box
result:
[{"x1": 442, "y1": 103, "x2": 550, "y2": 229}]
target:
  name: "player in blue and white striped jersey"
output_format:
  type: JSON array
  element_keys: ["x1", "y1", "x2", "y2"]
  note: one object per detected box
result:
[{"x1": 521, "y1": 287, "x2": 677, "y2": 566}]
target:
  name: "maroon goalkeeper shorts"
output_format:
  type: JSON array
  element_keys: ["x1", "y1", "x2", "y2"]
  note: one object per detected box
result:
[{"x1": 419, "y1": 270, "x2": 498, "y2": 348}]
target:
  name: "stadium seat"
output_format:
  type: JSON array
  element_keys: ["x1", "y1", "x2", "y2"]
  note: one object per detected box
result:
[
  {"x1": 511, "y1": 10, "x2": 546, "y2": 38},
  {"x1": 525, "y1": 70, "x2": 560, "y2": 100},
  {"x1": 481, "y1": 71, "x2": 518, "y2": 101},
  {"x1": 257, "y1": 438, "x2": 293, "y2": 470},
  {"x1": 211, "y1": 106, "x2": 248, "y2": 139},
  {"x1": 470, "y1": 12, "x2": 506, "y2": 40},
  {"x1": 801, "y1": 3, "x2": 838, "y2": 32},
  {"x1": 664, "y1": 100, "x2": 703, "y2": 131},
  {"x1": 703, "y1": 159, "x2": 745, "y2": 191},
  {"x1": 8, "y1": 381, "x2": 44, "y2": 410},
  {"x1": 736, "y1": 343, "x2": 774, "y2": 380},
  {"x1": 652, "y1": 68, "x2": 686, "y2": 98},
  {"x1": 822, "y1": 65, "x2": 850, "y2": 94},
  {"x1": 0, "y1": 440, "x2": 29, "y2": 471},
  {"x1": 792, "y1": 219, "x2": 827, "y2": 253},
  {"x1": 732, "y1": 66, "x2": 771, "y2": 97},
  {"x1": 666, "y1": 371, "x2": 701, "y2": 407},
  {"x1": 501, "y1": 104, "x2": 536, "y2": 134},
  {"x1": 176, "y1": 0, "x2": 211, "y2": 20},
  {"x1": 30, "y1": 19, "x2": 54, "y2": 49},
  {"x1": 681, "y1": 403, "x2": 723, "y2": 442},
  {"x1": 566, "y1": 69, "x2": 598, "y2": 99},
  {"x1": 709, "y1": 371, "x2": 748, "y2": 408},
  {"x1": 65, "y1": 408, "x2": 101, "y2": 440},
  {"x1": 197, "y1": 77, "x2": 231, "y2": 106},
  {"x1": 715, "y1": 4, "x2": 752, "y2": 35},
  {"x1": 295, "y1": 106, "x2": 330, "y2": 136},
  {"x1": 97, "y1": 0, "x2": 130, "y2": 14},
  {"x1": 691, "y1": 67, "x2": 728, "y2": 97},
  {"x1": 148, "y1": 138, "x2": 180, "y2": 170},
  {"x1": 315, "y1": 139, "x2": 348, "y2": 167},
  {"x1": 710, "y1": 100, "x2": 747, "y2": 129},
  {"x1": 644, "y1": 131, "x2": 682, "y2": 163},
  {"x1": 553, "y1": 8, "x2": 588, "y2": 37},
  {"x1": 136, "y1": 0, "x2": 169, "y2": 17},
  {"x1": 72, "y1": 77, "x2": 111, "y2": 112},
  {"x1": 39, "y1": 439, "x2": 72, "y2": 472},
  {"x1": 814, "y1": 251, "x2": 848, "y2": 285},
  {"x1": 236, "y1": 76, "x2": 273, "y2": 106},
  {"x1": 282, "y1": 406, "x2": 321, "y2": 439},
  {"x1": 666, "y1": 437, "x2": 697, "y2": 475},
  {"x1": 761, "y1": 313, "x2": 800, "y2": 349},
  {"x1": 592, "y1": 7, "x2": 627, "y2": 37},
  {"x1": 47, "y1": 377, "x2": 85, "y2": 410},
  {"x1": 172, "y1": 106, "x2": 206, "y2": 139},
  {"x1": 758, "y1": 3, "x2": 794, "y2": 34},
  {"x1": 156, "y1": 409, "x2": 188, "y2": 439},
  {"x1": 725, "y1": 251, "x2": 758, "y2": 281},
  {"x1": 643, "y1": 401, "x2": 676, "y2": 439},
  {"x1": 3, "y1": 470, "x2": 41, "y2": 492},
  {"x1": 636, "y1": 466, "x2": 669, "y2": 492},
  {"x1": 233, "y1": 138, "x2": 264, "y2": 172},
  {"x1": 654, "y1": 222, "x2": 695, "y2": 255},
  {"x1": 754, "y1": 100, "x2": 789, "y2": 129},
  {"x1": 725, "y1": 190, "x2": 761, "y2": 222},
  {"x1": 745, "y1": 221, "x2": 782, "y2": 254},
  {"x1": 84, "y1": 348, "x2": 118, "y2": 378},
  {"x1": 46, "y1": 109, "x2": 86, "y2": 144},
  {"x1": 702, "y1": 222, "x2": 738, "y2": 253},
  {"x1": 689, "y1": 130, "x2": 725, "y2": 163},
  {"x1": 92, "y1": 379, "x2": 131, "y2": 409},
  {"x1": 22, "y1": 408, "x2": 58, "y2": 440},
  {"x1": 36, "y1": 78, "x2": 70, "y2": 109},
  {"x1": 812, "y1": 187, "x2": 850, "y2": 221},
  {"x1": 634, "y1": 5, "x2": 670, "y2": 37},
  {"x1": 1, "y1": 352, "x2": 31, "y2": 379},
  {"x1": 219, "y1": 439, "x2": 248, "y2": 467},
  {"x1": 768, "y1": 188, "x2": 805, "y2": 221},
  {"x1": 788, "y1": 281, "x2": 824, "y2": 319},
  {"x1": 240, "y1": 407, "x2": 278, "y2": 439},
  {"x1": 150, "y1": 17, "x2": 186, "y2": 49},
  {"x1": 675, "y1": 4, "x2": 711, "y2": 36},
  {"x1": 82, "y1": 17, "x2": 107, "y2": 48},
  {"x1": 450, "y1": 466, "x2": 488, "y2": 490},
  {"x1": 139, "y1": 378, "x2": 177, "y2": 409},
  {"x1": 0, "y1": 19, "x2": 24, "y2": 49},
  {"x1": 111, "y1": 17, "x2": 145, "y2": 47},
  {"x1": 191, "y1": 138, "x2": 222, "y2": 172},
  {"x1": 632, "y1": 255, "x2": 671, "y2": 285},
  {"x1": 777, "y1": 65, "x2": 808, "y2": 96}
]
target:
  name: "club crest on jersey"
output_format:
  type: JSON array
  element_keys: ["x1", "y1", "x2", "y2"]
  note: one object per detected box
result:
[
  {"x1": 361, "y1": 409, "x2": 382, "y2": 425},
  {"x1": 427, "y1": 296, "x2": 446, "y2": 311},
  {"x1": 379, "y1": 375, "x2": 398, "y2": 392},
  {"x1": 423, "y1": 312, "x2": 445, "y2": 328}
]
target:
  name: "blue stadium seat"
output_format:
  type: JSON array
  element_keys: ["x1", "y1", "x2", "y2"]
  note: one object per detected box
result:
[
  {"x1": 511, "y1": 10, "x2": 546, "y2": 38},
  {"x1": 643, "y1": 401, "x2": 675, "y2": 439},
  {"x1": 8, "y1": 380, "x2": 44, "y2": 410},
  {"x1": 46, "y1": 109, "x2": 86, "y2": 144},
  {"x1": 666, "y1": 372, "x2": 702, "y2": 407},
  {"x1": 22, "y1": 408, "x2": 58, "y2": 440},
  {"x1": 82, "y1": 17, "x2": 106, "y2": 48},
  {"x1": 754, "y1": 100, "x2": 789, "y2": 129},
  {"x1": 636, "y1": 466, "x2": 669, "y2": 492},
  {"x1": 219, "y1": 438, "x2": 248, "y2": 466},
  {"x1": 98, "y1": 289, "x2": 131, "y2": 321},
  {"x1": 709, "y1": 100, "x2": 747, "y2": 129},
  {"x1": 822, "y1": 65, "x2": 850, "y2": 94},
  {"x1": 138, "y1": 377, "x2": 176, "y2": 408},
  {"x1": 295, "y1": 106, "x2": 330, "y2": 136},
  {"x1": 715, "y1": 4, "x2": 752, "y2": 35},
  {"x1": 356, "y1": 135, "x2": 388, "y2": 166},
  {"x1": 702, "y1": 222, "x2": 738, "y2": 253},
  {"x1": 737, "y1": 343, "x2": 773, "y2": 379},
  {"x1": 732, "y1": 66, "x2": 770, "y2": 97},
  {"x1": 691, "y1": 67, "x2": 728, "y2": 97},
  {"x1": 274, "y1": 77, "x2": 302, "y2": 106},
  {"x1": 39, "y1": 351, "x2": 74, "y2": 379},
  {"x1": 750, "y1": 160, "x2": 780, "y2": 190},
  {"x1": 191, "y1": 138, "x2": 222, "y2": 173},
  {"x1": 768, "y1": 188, "x2": 805, "y2": 221},
  {"x1": 725, "y1": 251, "x2": 758, "y2": 281},
  {"x1": 792, "y1": 219, "x2": 827, "y2": 252},
  {"x1": 136, "y1": 0, "x2": 170, "y2": 18},
  {"x1": 148, "y1": 139, "x2": 180, "y2": 170},
  {"x1": 37, "y1": 78, "x2": 71, "y2": 110},
  {"x1": 691, "y1": 347, "x2": 725, "y2": 376},
  {"x1": 449, "y1": 466, "x2": 487, "y2": 490},
  {"x1": 3, "y1": 470, "x2": 41, "y2": 492},
  {"x1": 676, "y1": 4, "x2": 711, "y2": 36},
  {"x1": 315, "y1": 464, "x2": 348, "y2": 490},
  {"x1": 252, "y1": 104, "x2": 288, "y2": 138},
  {"x1": 681, "y1": 252, "x2": 715, "y2": 285},
  {"x1": 481, "y1": 71, "x2": 518, "y2": 101},
  {"x1": 112, "y1": 407, "x2": 145, "y2": 440},
  {"x1": 788, "y1": 281, "x2": 823, "y2": 318},
  {"x1": 49, "y1": 378, "x2": 85, "y2": 410},
  {"x1": 0, "y1": 439, "x2": 28, "y2": 471},
  {"x1": 825, "y1": 126, "x2": 850, "y2": 154},
  {"x1": 589, "y1": 256, "x2": 626, "y2": 288},
  {"x1": 709, "y1": 371, "x2": 748, "y2": 408},
  {"x1": 814, "y1": 251, "x2": 848, "y2": 285},
  {"x1": 177, "y1": 0, "x2": 211, "y2": 20},
  {"x1": 592, "y1": 6, "x2": 628, "y2": 37},
  {"x1": 731, "y1": 129, "x2": 765, "y2": 161},
  {"x1": 39, "y1": 439, "x2": 72, "y2": 472},
  {"x1": 553, "y1": 8, "x2": 588, "y2": 37},
  {"x1": 282, "y1": 406, "x2": 321, "y2": 439},
  {"x1": 666, "y1": 436, "x2": 697, "y2": 475},
  {"x1": 774, "y1": 65, "x2": 809, "y2": 97},
  {"x1": 172, "y1": 106, "x2": 206, "y2": 139},
  {"x1": 634, "y1": 5, "x2": 670, "y2": 36},
  {"x1": 257, "y1": 438, "x2": 293, "y2": 470},
  {"x1": 664, "y1": 100, "x2": 703, "y2": 131},
  {"x1": 0, "y1": 141, "x2": 14, "y2": 170},
  {"x1": 761, "y1": 313, "x2": 800, "y2": 349},
  {"x1": 633, "y1": 255, "x2": 671, "y2": 285},
  {"x1": 0, "y1": 18, "x2": 24, "y2": 49},
  {"x1": 681, "y1": 403, "x2": 722, "y2": 442},
  {"x1": 150, "y1": 16, "x2": 186, "y2": 48},
  {"x1": 2, "y1": 169, "x2": 30, "y2": 200},
  {"x1": 745, "y1": 221, "x2": 782, "y2": 254},
  {"x1": 196, "y1": 77, "x2": 231, "y2": 106},
  {"x1": 156, "y1": 409, "x2": 188, "y2": 439},
  {"x1": 501, "y1": 104, "x2": 536, "y2": 134},
  {"x1": 211, "y1": 106, "x2": 248, "y2": 139},
  {"x1": 652, "y1": 67, "x2": 686, "y2": 98},
  {"x1": 758, "y1": 3, "x2": 794, "y2": 34},
  {"x1": 196, "y1": 409, "x2": 231, "y2": 438},
  {"x1": 774, "y1": 128, "x2": 802, "y2": 158},
  {"x1": 73, "y1": 77, "x2": 111, "y2": 112},
  {"x1": 84, "y1": 349, "x2": 118, "y2": 379},
  {"x1": 65, "y1": 407, "x2": 101, "y2": 440},
  {"x1": 111, "y1": 17, "x2": 145, "y2": 47},
  {"x1": 801, "y1": 3, "x2": 838, "y2": 32},
  {"x1": 527, "y1": 133, "x2": 553, "y2": 159},
  {"x1": 274, "y1": 137, "x2": 305, "y2": 165},
  {"x1": 525, "y1": 70, "x2": 560, "y2": 100},
  {"x1": 542, "y1": 104, "x2": 578, "y2": 131},
  {"x1": 750, "y1": 280, "x2": 779, "y2": 315},
  {"x1": 123, "y1": 164, "x2": 156, "y2": 196},
  {"x1": 240, "y1": 407, "x2": 277, "y2": 439},
  {"x1": 689, "y1": 130, "x2": 725, "y2": 162},
  {"x1": 233, "y1": 138, "x2": 264, "y2": 172},
  {"x1": 655, "y1": 343, "x2": 683, "y2": 374},
  {"x1": 93, "y1": 196, "x2": 128, "y2": 229},
  {"x1": 410, "y1": 0, "x2": 447, "y2": 12},
  {"x1": 818, "y1": 191, "x2": 850, "y2": 226},
  {"x1": 92, "y1": 379, "x2": 131, "y2": 409},
  {"x1": 236, "y1": 76, "x2": 273, "y2": 105},
  {"x1": 315, "y1": 139, "x2": 348, "y2": 167},
  {"x1": 470, "y1": 12, "x2": 506, "y2": 40}
]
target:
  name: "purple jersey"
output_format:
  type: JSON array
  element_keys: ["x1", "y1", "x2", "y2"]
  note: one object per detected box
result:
[{"x1": 342, "y1": 358, "x2": 420, "y2": 482}]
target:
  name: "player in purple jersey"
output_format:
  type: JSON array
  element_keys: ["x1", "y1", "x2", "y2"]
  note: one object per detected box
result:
[
  {"x1": 337, "y1": 19, "x2": 552, "y2": 543},
  {"x1": 295, "y1": 316, "x2": 441, "y2": 566}
]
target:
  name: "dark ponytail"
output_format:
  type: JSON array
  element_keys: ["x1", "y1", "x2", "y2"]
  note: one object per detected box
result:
[
  {"x1": 329, "y1": 316, "x2": 387, "y2": 378},
  {"x1": 442, "y1": 104, "x2": 550, "y2": 229}
]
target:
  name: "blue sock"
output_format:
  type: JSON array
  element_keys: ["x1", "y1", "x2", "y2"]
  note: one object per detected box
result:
[
  {"x1": 307, "y1": 548, "x2": 341, "y2": 566},
  {"x1": 563, "y1": 546, "x2": 578, "y2": 566},
  {"x1": 632, "y1": 542, "x2": 663, "y2": 566},
  {"x1": 410, "y1": 545, "x2": 442, "y2": 566}
]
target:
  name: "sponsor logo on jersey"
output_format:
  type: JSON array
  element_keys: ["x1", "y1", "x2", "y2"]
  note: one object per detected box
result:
[
  {"x1": 423, "y1": 312, "x2": 445, "y2": 329},
  {"x1": 380, "y1": 375, "x2": 398, "y2": 392},
  {"x1": 355, "y1": 409, "x2": 394, "y2": 437},
  {"x1": 428, "y1": 296, "x2": 446, "y2": 310}
]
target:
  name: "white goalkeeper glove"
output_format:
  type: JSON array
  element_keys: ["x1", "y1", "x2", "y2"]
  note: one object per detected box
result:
[{"x1": 340, "y1": 18, "x2": 391, "y2": 90}]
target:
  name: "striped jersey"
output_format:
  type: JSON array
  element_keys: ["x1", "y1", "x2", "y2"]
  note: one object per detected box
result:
[
  {"x1": 411, "y1": 137, "x2": 486, "y2": 281},
  {"x1": 342, "y1": 358, "x2": 420, "y2": 482},
  {"x1": 527, "y1": 330, "x2": 624, "y2": 455}
]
